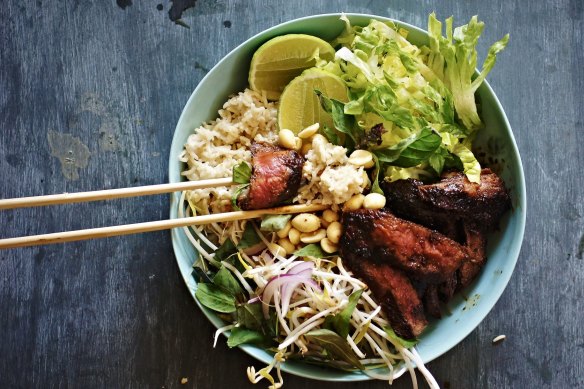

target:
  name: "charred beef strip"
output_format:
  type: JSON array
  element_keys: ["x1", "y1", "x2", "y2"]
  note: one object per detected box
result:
[
  {"x1": 381, "y1": 168, "x2": 511, "y2": 237},
  {"x1": 238, "y1": 143, "x2": 304, "y2": 210},
  {"x1": 340, "y1": 209, "x2": 468, "y2": 284},
  {"x1": 348, "y1": 260, "x2": 427, "y2": 339},
  {"x1": 423, "y1": 285, "x2": 442, "y2": 319}
]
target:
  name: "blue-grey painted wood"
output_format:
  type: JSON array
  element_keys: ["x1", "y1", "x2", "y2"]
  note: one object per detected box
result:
[{"x1": 0, "y1": 0, "x2": 582, "y2": 387}]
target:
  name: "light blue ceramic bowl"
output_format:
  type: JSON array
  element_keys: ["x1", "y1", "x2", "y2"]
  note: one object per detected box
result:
[{"x1": 168, "y1": 13, "x2": 526, "y2": 382}]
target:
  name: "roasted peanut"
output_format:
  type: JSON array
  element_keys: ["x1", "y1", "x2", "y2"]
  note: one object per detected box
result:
[
  {"x1": 363, "y1": 193, "x2": 386, "y2": 209},
  {"x1": 343, "y1": 194, "x2": 365, "y2": 211},
  {"x1": 298, "y1": 123, "x2": 319, "y2": 139},
  {"x1": 276, "y1": 221, "x2": 292, "y2": 238},
  {"x1": 326, "y1": 221, "x2": 342, "y2": 244},
  {"x1": 300, "y1": 228, "x2": 327, "y2": 244},
  {"x1": 320, "y1": 237, "x2": 338, "y2": 254},
  {"x1": 291, "y1": 213, "x2": 321, "y2": 233}
]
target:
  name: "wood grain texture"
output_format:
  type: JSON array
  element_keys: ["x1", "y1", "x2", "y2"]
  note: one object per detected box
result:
[{"x1": 0, "y1": 0, "x2": 582, "y2": 388}]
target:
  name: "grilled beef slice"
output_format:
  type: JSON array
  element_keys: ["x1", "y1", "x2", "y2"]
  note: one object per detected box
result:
[
  {"x1": 382, "y1": 168, "x2": 510, "y2": 291},
  {"x1": 238, "y1": 143, "x2": 304, "y2": 210},
  {"x1": 348, "y1": 261, "x2": 427, "y2": 338},
  {"x1": 382, "y1": 168, "x2": 510, "y2": 236},
  {"x1": 340, "y1": 209, "x2": 468, "y2": 283}
]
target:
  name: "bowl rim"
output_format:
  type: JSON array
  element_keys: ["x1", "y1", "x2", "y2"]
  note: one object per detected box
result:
[{"x1": 168, "y1": 12, "x2": 527, "y2": 382}]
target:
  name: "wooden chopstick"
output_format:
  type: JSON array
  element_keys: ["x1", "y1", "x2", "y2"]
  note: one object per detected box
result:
[
  {"x1": 0, "y1": 177, "x2": 234, "y2": 210},
  {"x1": 0, "y1": 203, "x2": 328, "y2": 249}
]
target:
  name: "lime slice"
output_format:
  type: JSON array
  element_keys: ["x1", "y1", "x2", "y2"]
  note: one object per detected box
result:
[
  {"x1": 249, "y1": 34, "x2": 336, "y2": 101},
  {"x1": 278, "y1": 68, "x2": 348, "y2": 134}
]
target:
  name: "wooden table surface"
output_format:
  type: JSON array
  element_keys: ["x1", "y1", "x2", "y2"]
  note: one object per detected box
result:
[{"x1": 1, "y1": 1, "x2": 582, "y2": 388}]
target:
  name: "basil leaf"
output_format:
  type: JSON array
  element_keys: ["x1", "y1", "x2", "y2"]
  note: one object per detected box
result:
[
  {"x1": 294, "y1": 244, "x2": 326, "y2": 258},
  {"x1": 236, "y1": 222, "x2": 262, "y2": 250},
  {"x1": 384, "y1": 326, "x2": 418, "y2": 349},
  {"x1": 232, "y1": 161, "x2": 252, "y2": 184},
  {"x1": 305, "y1": 329, "x2": 364, "y2": 369},
  {"x1": 195, "y1": 283, "x2": 236, "y2": 313},
  {"x1": 227, "y1": 327, "x2": 266, "y2": 348},
  {"x1": 191, "y1": 265, "x2": 213, "y2": 284},
  {"x1": 213, "y1": 266, "x2": 243, "y2": 297},
  {"x1": 327, "y1": 289, "x2": 363, "y2": 339},
  {"x1": 214, "y1": 238, "x2": 237, "y2": 262},
  {"x1": 236, "y1": 303, "x2": 264, "y2": 332},
  {"x1": 315, "y1": 89, "x2": 363, "y2": 147},
  {"x1": 260, "y1": 214, "x2": 291, "y2": 232},
  {"x1": 320, "y1": 124, "x2": 340, "y2": 145},
  {"x1": 373, "y1": 127, "x2": 441, "y2": 167}
]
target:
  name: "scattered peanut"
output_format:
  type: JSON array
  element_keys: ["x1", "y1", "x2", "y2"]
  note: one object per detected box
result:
[
  {"x1": 320, "y1": 238, "x2": 338, "y2": 254},
  {"x1": 288, "y1": 228, "x2": 301, "y2": 245},
  {"x1": 291, "y1": 213, "x2": 321, "y2": 233},
  {"x1": 278, "y1": 238, "x2": 296, "y2": 255},
  {"x1": 322, "y1": 209, "x2": 339, "y2": 223},
  {"x1": 298, "y1": 123, "x2": 319, "y2": 139},
  {"x1": 278, "y1": 129, "x2": 300, "y2": 150},
  {"x1": 276, "y1": 221, "x2": 292, "y2": 238},
  {"x1": 300, "y1": 228, "x2": 327, "y2": 244},
  {"x1": 363, "y1": 193, "x2": 386, "y2": 209},
  {"x1": 343, "y1": 194, "x2": 365, "y2": 211},
  {"x1": 311, "y1": 134, "x2": 327, "y2": 146},
  {"x1": 267, "y1": 242, "x2": 287, "y2": 256},
  {"x1": 348, "y1": 149, "x2": 375, "y2": 168},
  {"x1": 326, "y1": 221, "x2": 342, "y2": 244},
  {"x1": 300, "y1": 142, "x2": 312, "y2": 155},
  {"x1": 361, "y1": 170, "x2": 371, "y2": 188}
]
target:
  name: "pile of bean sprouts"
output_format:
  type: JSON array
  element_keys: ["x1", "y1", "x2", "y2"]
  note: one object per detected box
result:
[{"x1": 178, "y1": 191, "x2": 439, "y2": 389}]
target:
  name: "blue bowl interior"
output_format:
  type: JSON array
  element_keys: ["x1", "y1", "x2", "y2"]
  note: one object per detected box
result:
[{"x1": 168, "y1": 13, "x2": 526, "y2": 382}]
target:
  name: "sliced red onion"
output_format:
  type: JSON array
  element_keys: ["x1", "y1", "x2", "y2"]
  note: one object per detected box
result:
[
  {"x1": 287, "y1": 261, "x2": 314, "y2": 275},
  {"x1": 261, "y1": 273, "x2": 308, "y2": 318}
]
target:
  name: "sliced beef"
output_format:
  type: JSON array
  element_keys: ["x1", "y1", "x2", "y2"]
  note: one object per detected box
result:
[
  {"x1": 382, "y1": 168, "x2": 510, "y2": 236},
  {"x1": 423, "y1": 285, "x2": 442, "y2": 319},
  {"x1": 340, "y1": 209, "x2": 468, "y2": 283},
  {"x1": 238, "y1": 143, "x2": 304, "y2": 210},
  {"x1": 382, "y1": 168, "x2": 510, "y2": 292},
  {"x1": 348, "y1": 261, "x2": 427, "y2": 339},
  {"x1": 457, "y1": 224, "x2": 488, "y2": 289}
]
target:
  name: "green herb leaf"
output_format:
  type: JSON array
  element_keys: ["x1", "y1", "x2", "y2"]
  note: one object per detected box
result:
[
  {"x1": 305, "y1": 329, "x2": 364, "y2": 369},
  {"x1": 195, "y1": 283, "x2": 236, "y2": 313},
  {"x1": 260, "y1": 214, "x2": 292, "y2": 232},
  {"x1": 232, "y1": 161, "x2": 252, "y2": 184},
  {"x1": 227, "y1": 327, "x2": 266, "y2": 348},
  {"x1": 373, "y1": 127, "x2": 442, "y2": 167},
  {"x1": 321, "y1": 124, "x2": 340, "y2": 145},
  {"x1": 315, "y1": 89, "x2": 363, "y2": 148},
  {"x1": 214, "y1": 238, "x2": 238, "y2": 263},
  {"x1": 384, "y1": 326, "x2": 418, "y2": 349},
  {"x1": 191, "y1": 265, "x2": 213, "y2": 284},
  {"x1": 327, "y1": 289, "x2": 363, "y2": 339},
  {"x1": 236, "y1": 222, "x2": 262, "y2": 250},
  {"x1": 294, "y1": 244, "x2": 326, "y2": 258},
  {"x1": 213, "y1": 266, "x2": 243, "y2": 297},
  {"x1": 236, "y1": 303, "x2": 265, "y2": 332}
]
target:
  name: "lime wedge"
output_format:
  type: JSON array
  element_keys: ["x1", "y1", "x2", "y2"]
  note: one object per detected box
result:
[
  {"x1": 249, "y1": 34, "x2": 336, "y2": 101},
  {"x1": 278, "y1": 68, "x2": 348, "y2": 134}
]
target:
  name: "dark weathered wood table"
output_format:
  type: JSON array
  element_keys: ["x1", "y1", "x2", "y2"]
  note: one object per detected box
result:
[{"x1": 1, "y1": 1, "x2": 582, "y2": 387}]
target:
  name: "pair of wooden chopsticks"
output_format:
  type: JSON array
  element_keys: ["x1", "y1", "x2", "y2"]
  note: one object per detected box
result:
[{"x1": 0, "y1": 178, "x2": 327, "y2": 249}]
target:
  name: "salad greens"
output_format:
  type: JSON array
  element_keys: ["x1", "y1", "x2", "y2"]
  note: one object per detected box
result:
[{"x1": 316, "y1": 13, "x2": 508, "y2": 183}]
